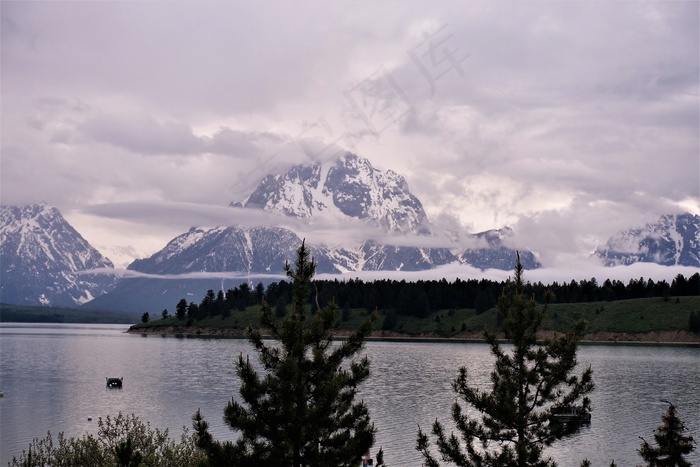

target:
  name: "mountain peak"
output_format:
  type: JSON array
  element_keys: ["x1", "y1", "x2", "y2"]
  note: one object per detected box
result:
[
  {"x1": 594, "y1": 212, "x2": 700, "y2": 267},
  {"x1": 234, "y1": 152, "x2": 431, "y2": 235},
  {"x1": 0, "y1": 203, "x2": 118, "y2": 306},
  {"x1": 459, "y1": 227, "x2": 541, "y2": 270}
]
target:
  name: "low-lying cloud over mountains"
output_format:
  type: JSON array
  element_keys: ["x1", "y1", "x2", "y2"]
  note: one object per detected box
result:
[{"x1": 1, "y1": 152, "x2": 698, "y2": 311}]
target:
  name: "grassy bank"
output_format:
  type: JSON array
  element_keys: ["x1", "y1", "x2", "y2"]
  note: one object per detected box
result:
[{"x1": 130, "y1": 296, "x2": 700, "y2": 341}]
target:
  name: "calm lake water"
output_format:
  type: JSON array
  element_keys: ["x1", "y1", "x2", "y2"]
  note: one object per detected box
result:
[{"x1": 1, "y1": 323, "x2": 698, "y2": 466}]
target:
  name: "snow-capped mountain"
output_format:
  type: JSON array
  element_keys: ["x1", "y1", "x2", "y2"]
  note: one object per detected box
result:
[
  {"x1": 86, "y1": 153, "x2": 542, "y2": 312},
  {"x1": 84, "y1": 225, "x2": 460, "y2": 312},
  {"x1": 459, "y1": 227, "x2": 541, "y2": 270},
  {"x1": 128, "y1": 225, "x2": 356, "y2": 275},
  {"x1": 234, "y1": 153, "x2": 431, "y2": 234},
  {"x1": 0, "y1": 203, "x2": 118, "y2": 307},
  {"x1": 230, "y1": 152, "x2": 536, "y2": 271},
  {"x1": 85, "y1": 226, "x2": 358, "y2": 312},
  {"x1": 129, "y1": 225, "x2": 462, "y2": 277},
  {"x1": 360, "y1": 240, "x2": 455, "y2": 271},
  {"x1": 594, "y1": 213, "x2": 700, "y2": 267}
]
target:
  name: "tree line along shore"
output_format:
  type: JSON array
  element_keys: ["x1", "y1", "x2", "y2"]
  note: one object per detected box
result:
[{"x1": 131, "y1": 294, "x2": 700, "y2": 344}]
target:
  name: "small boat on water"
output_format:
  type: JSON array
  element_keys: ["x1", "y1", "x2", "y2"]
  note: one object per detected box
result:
[
  {"x1": 550, "y1": 405, "x2": 591, "y2": 423},
  {"x1": 106, "y1": 377, "x2": 123, "y2": 388}
]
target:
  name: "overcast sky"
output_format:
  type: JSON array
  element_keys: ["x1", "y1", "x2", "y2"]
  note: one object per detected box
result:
[{"x1": 1, "y1": 1, "x2": 698, "y2": 280}]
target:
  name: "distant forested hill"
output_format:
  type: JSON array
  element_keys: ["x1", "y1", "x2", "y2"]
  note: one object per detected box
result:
[
  {"x1": 162, "y1": 273, "x2": 699, "y2": 322},
  {"x1": 0, "y1": 303, "x2": 140, "y2": 324}
]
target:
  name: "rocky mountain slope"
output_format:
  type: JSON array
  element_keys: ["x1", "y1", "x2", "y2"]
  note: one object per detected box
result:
[
  {"x1": 0, "y1": 203, "x2": 118, "y2": 307},
  {"x1": 234, "y1": 153, "x2": 431, "y2": 234},
  {"x1": 230, "y1": 152, "x2": 536, "y2": 272},
  {"x1": 85, "y1": 154, "x2": 542, "y2": 312},
  {"x1": 459, "y1": 227, "x2": 541, "y2": 270},
  {"x1": 129, "y1": 225, "x2": 358, "y2": 275},
  {"x1": 595, "y1": 213, "x2": 700, "y2": 267},
  {"x1": 3, "y1": 154, "x2": 544, "y2": 312}
]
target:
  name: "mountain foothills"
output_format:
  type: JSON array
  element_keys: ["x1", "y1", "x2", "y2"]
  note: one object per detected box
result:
[{"x1": 0, "y1": 153, "x2": 698, "y2": 311}]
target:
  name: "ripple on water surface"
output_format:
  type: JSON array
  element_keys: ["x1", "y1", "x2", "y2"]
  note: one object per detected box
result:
[{"x1": 1, "y1": 325, "x2": 698, "y2": 466}]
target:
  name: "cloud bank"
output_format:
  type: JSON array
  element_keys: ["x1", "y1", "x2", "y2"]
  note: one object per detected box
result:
[{"x1": 1, "y1": 1, "x2": 697, "y2": 274}]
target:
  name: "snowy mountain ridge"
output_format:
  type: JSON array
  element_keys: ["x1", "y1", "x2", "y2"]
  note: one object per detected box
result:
[
  {"x1": 460, "y1": 227, "x2": 541, "y2": 270},
  {"x1": 594, "y1": 213, "x2": 700, "y2": 267},
  {"x1": 0, "y1": 203, "x2": 118, "y2": 307},
  {"x1": 234, "y1": 153, "x2": 431, "y2": 235}
]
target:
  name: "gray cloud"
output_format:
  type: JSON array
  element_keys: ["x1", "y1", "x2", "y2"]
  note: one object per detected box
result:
[
  {"x1": 2, "y1": 1, "x2": 697, "y2": 272},
  {"x1": 79, "y1": 113, "x2": 204, "y2": 155},
  {"x1": 76, "y1": 111, "x2": 291, "y2": 158}
]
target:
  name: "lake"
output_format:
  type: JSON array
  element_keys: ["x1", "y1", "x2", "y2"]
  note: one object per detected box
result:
[{"x1": 1, "y1": 323, "x2": 698, "y2": 466}]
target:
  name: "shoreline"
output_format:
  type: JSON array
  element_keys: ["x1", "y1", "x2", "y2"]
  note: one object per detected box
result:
[{"x1": 128, "y1": 326, "x2": 700, "y2": 347}]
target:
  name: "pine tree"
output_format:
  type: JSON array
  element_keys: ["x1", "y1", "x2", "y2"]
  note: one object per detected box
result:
[
  {"x1": 417, "y1": 253, "x2": 594, "y2": 467},
  {"x1": 175, "y1": 299, "x2": 187, "y2": 320},
  {"x1": 638, "y1": 401, "x2": 696, "y2": 466},
  {"x1": 689, "y1": 311, "x2": 700, "y2": 334},
  {"x1": 194, "y1": 240, "x2": 383, "y2": 467}
]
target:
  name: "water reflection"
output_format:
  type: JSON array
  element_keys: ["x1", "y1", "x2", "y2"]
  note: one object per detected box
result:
[{"x1": 1, "y1": 324, "x2": 698, "y2": 466}]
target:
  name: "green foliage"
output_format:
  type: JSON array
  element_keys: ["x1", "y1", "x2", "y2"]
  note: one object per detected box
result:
[
  {"x1": 579, "y1": 460, "x2": 617, "y2": 467},
  {"x1": 276, "y1": 296, "x2": 288, "y2": 318},
  {"x1": 417, "y1": 254, "x2": 594, "y2": 467},
  {"x1": 9, "y1": 412, "x2": 205, "y2": 467},
  {"x1": 689, "y1": 311, "x2": 700, "y2": 334},
  {"x1": 194, "y1": 240, "x2": 383, "y2": 467},
  {"x1": 255, "y1": 282, "x2": 265, "y2": 304},
  {"x1": 115, "y1": 436, "x2": 143, "y2": 466},
  {"x1": 134, "y1": 295, "x2": 700, "y2": 341},
  {"x1": 544, "y1": 297, "x2": 700, "y2": 334},
  {"x1": 186, "y1": 302, "x2": 198, "y2": 320},
  {"x1": 141, "y1": 312, "x2": 150, "y2": 324},
  {"x1": 176, "y1": 299, "x2": 188, "y2": 320},
  {"x1": 342, "y1": 301, "x2": 352, "y2": 322},
  {"x1": 638, "y1": 402, "x2": 696, "y2": 466},
  {"x1": 474, "y1": 287, "x2": 496, "y2": 315},
  {"x1": 382, "y1": 308, "x2": 398, "y2": 331}
]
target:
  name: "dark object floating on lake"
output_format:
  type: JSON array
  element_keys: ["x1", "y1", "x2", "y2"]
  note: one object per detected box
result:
[
  {"x1": 106, "y1": 377, "x2": 123, "y2": 388},
  {"x1": 550, "y1": 405, "x2": 591, "y2": 423}
]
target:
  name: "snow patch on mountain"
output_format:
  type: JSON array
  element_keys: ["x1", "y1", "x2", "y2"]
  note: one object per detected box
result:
[
  {"x1": 459, "y1": 227, "x2": 542, "y2": 270},
  {"x1": 235, "y1": 153, "x2": 431, "y2": 235},
  {"x1": 594, "y1": 213, "x2": 700, "y2": 267},
  {"x1": 0, "y1": 203, "x2": 118, "y2": 306}
]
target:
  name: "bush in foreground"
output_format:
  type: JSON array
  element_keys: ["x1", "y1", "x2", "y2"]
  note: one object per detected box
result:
[{"x1": 9, "y1": 412, "x2": 205, "y2": 467}]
